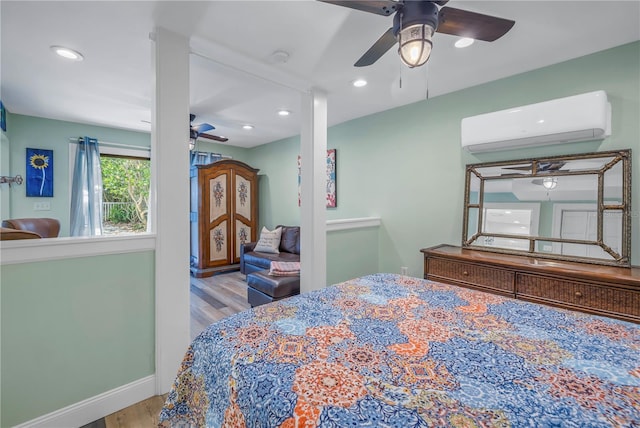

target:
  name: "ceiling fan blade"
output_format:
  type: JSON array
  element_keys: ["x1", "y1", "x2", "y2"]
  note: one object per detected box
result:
[
  {"x1": 199, "y1": 133, "x2": 228, "y2": 143},
  {"x1": 194, "y1": 123, "x2": 215, "y2": 134},
  {"x1": 432, "y1": 0, "x2": 449, "y2": 5},
  {"x1": 318, "y1": 0, "x2": 398, "y2": 16},
  {"x1": 437, "y1": 6, "x2": 515, "y2": 42},
  {"x1": 504, "y1": 165, "x2": 533, "y2": 171},
  {"x1": 537, "y1": 161, "x2": 566, "y2": 172},
  {"x1": 355, "y1": 27, "x2": 397, "y2": 67}
]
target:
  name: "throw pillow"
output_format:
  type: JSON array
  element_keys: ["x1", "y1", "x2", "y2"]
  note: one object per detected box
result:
[{"x1": 254, "y1": 226, "x2": 282, "y2": 254}]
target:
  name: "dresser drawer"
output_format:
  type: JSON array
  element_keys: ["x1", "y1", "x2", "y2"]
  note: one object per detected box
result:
[
  {"x1": 516, "y1": 273, "x2": 640, "y2": 319},
  {"x1": 427, "y1": 257, "x2": 515, "y2": 294}
]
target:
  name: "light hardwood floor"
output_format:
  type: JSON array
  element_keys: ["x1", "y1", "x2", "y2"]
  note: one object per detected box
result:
[
  {"x1": 82, "y1": 270, "x2": 250, "y2": 428},
  {"x1": 190, "y1": 270, "x2": 251, "y2": 341},
  {"x1": 102, "y1": 394, "x2": 168, "y2": 428}
]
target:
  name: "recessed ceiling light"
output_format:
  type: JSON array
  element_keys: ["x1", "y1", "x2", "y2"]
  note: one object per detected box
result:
[
  {"x1": 50, "y1": 45, "x2": 84, "y2": 61},
  {"x1": 242, "y1": 124, "x2": 254, "y2": 130},
  {"x1": 352, "y1": 79, "x2": 367, "y2": 88},
  {"x1": 278, "y1": 109, "x2": 291, "y2": 116},
  {"x1": 269, "y1": 50, "x2": 290, "y2": 64},
  {"x1": 454, "y1": 38, "x2": 474, "y2": 48}
]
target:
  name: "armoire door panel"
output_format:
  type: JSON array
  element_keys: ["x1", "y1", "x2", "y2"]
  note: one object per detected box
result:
[
  {"x1": 234, "y1": 173, "x2": 253, "y2": 221},
  {"x1": 209, "y1": 173, "x2": 229, "y2": 223},
  {"x1": 209, "y1": 220, "x2": 230, "y2": 263},
  {"x1": 235, "y1": 219, "x2": 252, "y2": 262},
  {"x1": 204, "y1": 213, "x2": 231, "y2": 264}
]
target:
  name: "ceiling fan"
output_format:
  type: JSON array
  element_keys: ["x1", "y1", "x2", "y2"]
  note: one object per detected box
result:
[
  {"x1": 503, "y1": 161, "x2": 567, "y2": 173},
  {"x1": 318, "y1": 0, "x2": 515, "y2": 68},
  {"x1": 190, "y1": 114, "x2": 228, "y2": 143}
]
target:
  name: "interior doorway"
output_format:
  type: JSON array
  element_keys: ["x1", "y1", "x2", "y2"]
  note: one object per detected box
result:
[{"x1": 552, "y1": 203, "x2": 622, "y2": 259}]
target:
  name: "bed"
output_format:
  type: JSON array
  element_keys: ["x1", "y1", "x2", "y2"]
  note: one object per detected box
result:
[{"x1": 159, "y1": 273, "x2": 639, "y2": 427}]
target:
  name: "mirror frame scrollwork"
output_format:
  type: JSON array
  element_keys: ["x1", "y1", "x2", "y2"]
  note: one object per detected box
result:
[{"x1": 462, "y1": 149, "x2": 632, "y2": 267}]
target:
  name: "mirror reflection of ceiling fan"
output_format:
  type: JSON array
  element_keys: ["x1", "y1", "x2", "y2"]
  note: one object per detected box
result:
[
  {"x1": 504, "y1": 161, "x2": 567, "y2": 173},
  {"x1": 318, "y1": 0, "x2": 515, "y2": 67},
  {"x1": 532, "y1": 177, "x2": 558, "y2": 189},
  {"x1": 190, "y1": 114, "x2": 228, "y2": 143}
]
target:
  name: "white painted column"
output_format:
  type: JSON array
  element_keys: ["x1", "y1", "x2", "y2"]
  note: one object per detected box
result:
[
  {"x1": 151, "y1": 27, "x2": 191, "y2": 393},
  {"x1": 300, "y1": 89, "x2": 328, "y2": 293}
]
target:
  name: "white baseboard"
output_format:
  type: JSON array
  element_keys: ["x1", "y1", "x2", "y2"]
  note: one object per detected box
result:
[{"x1": 14, "y1": 375, "x2": 156, "y2": 428}]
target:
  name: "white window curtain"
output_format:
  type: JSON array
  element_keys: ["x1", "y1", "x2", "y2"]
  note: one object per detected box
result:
[{"x1": 70, "y1": 136, "x2": 103, "y2": 236}]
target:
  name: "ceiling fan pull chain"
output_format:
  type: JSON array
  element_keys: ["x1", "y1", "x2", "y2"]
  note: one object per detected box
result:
[
  {"x1": 425, "y1": 62, "x2": 430, "y2": 99},
  {"x1": 399, "y1": 12, "x2": 403, "y2": 89}
]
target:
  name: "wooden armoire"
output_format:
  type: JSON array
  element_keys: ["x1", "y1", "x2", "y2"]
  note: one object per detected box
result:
[{"x1": 190, "y1": 160, "x2": 259, "y2": 277}]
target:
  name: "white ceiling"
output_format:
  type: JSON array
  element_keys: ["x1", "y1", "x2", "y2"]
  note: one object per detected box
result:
[{"x1": 2, "y1": 1, "x2": 639, "y2": 148}]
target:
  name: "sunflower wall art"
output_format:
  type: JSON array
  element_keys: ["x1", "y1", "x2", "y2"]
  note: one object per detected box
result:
[{"x1": 26, "y1": 148, "x2": 53, "y2": 197}]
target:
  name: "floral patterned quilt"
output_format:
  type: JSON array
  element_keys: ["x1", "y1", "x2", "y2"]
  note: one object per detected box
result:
[{"x1": 159, "y1": 273, "x2": 640, "y2": 427}]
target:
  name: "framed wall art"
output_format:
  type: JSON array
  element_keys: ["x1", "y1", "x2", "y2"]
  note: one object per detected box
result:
[
  {"x1": 326, "y1": 148, "x2": 337, "y2": 208},
  {"x1": 298, "y1": 149, "x2": 337, "y2": 208},
  {"x1": 26, "y1": 148, "x2": 54, "y2": 197},
  {"x1": 0, "y1": 101, "x2": 6, "y2": 132}
]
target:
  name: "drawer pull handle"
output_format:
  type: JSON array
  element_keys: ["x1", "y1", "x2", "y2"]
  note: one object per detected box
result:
[
  {"x1": 463, "y1": 271, "x2": 469, "y2": 276},
  {"x1": 575, "y1": 291, "x2": 583, "y2": 297}
]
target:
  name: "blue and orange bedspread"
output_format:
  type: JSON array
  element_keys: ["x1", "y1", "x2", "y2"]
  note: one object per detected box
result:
[{"x1": 159, "y1": 273, "x2": 639, "y2": 427}]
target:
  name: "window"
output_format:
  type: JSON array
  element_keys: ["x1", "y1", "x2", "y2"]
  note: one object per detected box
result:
[
  {"x1": 100, "y1": 153, "x2": 150, "y2": 235},
  {"x1": 68, "y1": 142, "x2": 151, "y2": 236}
]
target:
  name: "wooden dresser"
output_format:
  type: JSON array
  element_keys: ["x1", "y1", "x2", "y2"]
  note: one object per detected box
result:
[{"x1": 421, "y1": 244, "x2": 640, "y2": 323}]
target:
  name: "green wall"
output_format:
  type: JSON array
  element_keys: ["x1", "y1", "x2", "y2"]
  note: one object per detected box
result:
[
  {"x1": 326, "y1": 227, "x2": 379, "y2": 285},
  {"x1": 248, "y1": 137, "x2": 301, "y2": 229},
  {"x1": 1, "y1": 251, "x2": 155, "y2": 426},
  {"x1": 247, "y1": 41, "x2": 640, "y2": 279}
]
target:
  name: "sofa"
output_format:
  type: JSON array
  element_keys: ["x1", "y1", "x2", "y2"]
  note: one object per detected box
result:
[
  {"x1": 0, "y1": 227, "x2": 42, "y2": 240},
  {"x1": 0, "y1": 218, "x2": 61, "y2": 240},
  {"x1": 240, "y1": 225, "x2": 300, "y2": 275},
  {"x1": 240, "y1": 225, "x2": 301, "y2": 307}
]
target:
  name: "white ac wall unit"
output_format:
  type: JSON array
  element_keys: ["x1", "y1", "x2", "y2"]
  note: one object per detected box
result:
[{"x1": 461, "y1": 90, "x2": 611, "y2": 153}]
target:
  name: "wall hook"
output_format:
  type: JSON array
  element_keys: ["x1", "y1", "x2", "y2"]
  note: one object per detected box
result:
[{"x1": 0, "y1": 174, "x2": 24, "y2": 187}]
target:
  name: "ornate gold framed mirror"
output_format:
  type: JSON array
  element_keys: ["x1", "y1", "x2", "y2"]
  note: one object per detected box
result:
[{"x1": 462, "y1": 149, "x2": 631, "y2": 266}]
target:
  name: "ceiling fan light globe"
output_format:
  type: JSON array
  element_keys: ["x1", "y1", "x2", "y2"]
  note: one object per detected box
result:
[
  {"x1": 398, "y1": 24, "x2": 433, "y2": 68},
  {"x1": 542, "y1": 177, "x2": 558, "y2": 190}
]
